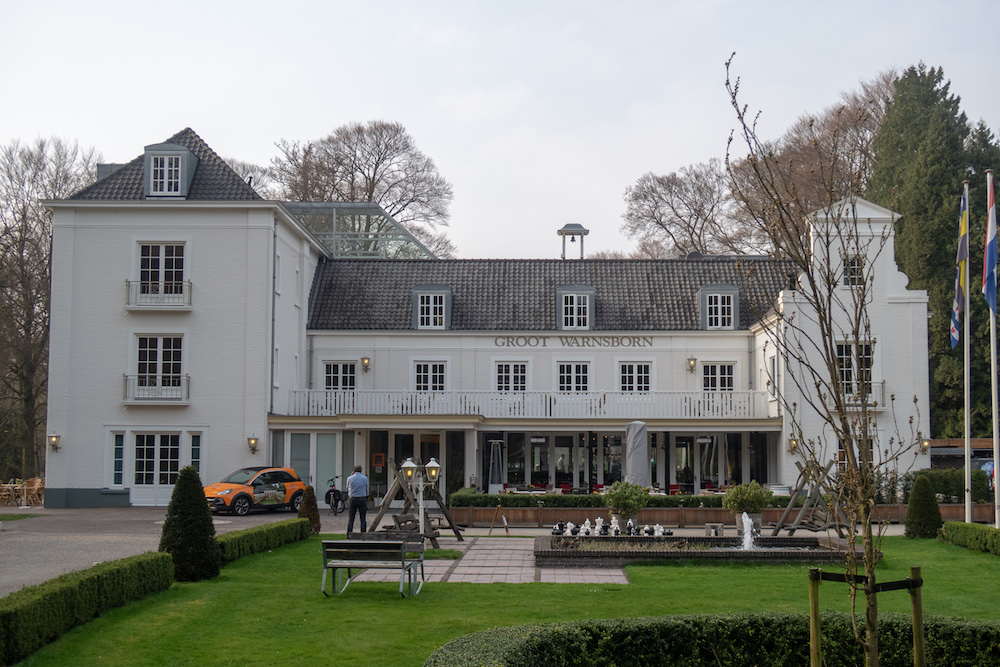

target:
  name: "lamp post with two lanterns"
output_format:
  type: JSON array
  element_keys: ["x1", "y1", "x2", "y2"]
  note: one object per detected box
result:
[{"x1": 399, "y1": 456, "x2": 441, "y2": 535}]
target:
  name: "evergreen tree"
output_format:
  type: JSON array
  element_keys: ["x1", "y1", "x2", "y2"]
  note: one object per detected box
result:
[
  {"x1": 159, "y1": 466, "x2": 221, "y2": 582},
  {"x1": 869, "y1": 64, "x2": 1000, "y2": 437},
  {"x1": 904, "y1": 474, "x2": 943, "y2": 538},
  {"x1": 298, "y1": 485, "x2": 322, "y2": 535}
]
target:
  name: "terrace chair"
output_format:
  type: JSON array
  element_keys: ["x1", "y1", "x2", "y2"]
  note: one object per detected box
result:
[{"x1": 23, "y1": 478, "x2": 43, "y2": 505}]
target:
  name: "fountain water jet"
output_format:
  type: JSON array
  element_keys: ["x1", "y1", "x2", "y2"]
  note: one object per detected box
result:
[{"x1": 740, "y1": 511, "x2": 756, "y2": 550}]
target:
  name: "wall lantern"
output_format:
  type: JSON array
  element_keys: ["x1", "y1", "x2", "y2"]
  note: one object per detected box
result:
[
  {"x1": 787, "y1": 438, "x2": 799, "y2": 454},
  {"x1": 48, "y1": 434, "x2": 61, "y2": 451},
  {"x1": 918, "y1": 438, "x2": 931, "y2": 455},
  {"x1": 247, "y1": 435, "x2": 259, "y2": 454},
  {"x1": 687, "y1": 357, "x2": 697, "y2": 373},
  {"x1": 361, "y1": 356, "x2": 371, "y2": 373},
  {"x1": 424, "y1": 457, "x2": 441, "y2": 482},
  {"x1": 400, "y1": 457, "x2": 417, "y2": 483}
]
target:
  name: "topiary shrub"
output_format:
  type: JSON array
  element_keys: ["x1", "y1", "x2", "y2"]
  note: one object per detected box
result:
[
  {"x1": 905, "y1": 474, "x2": 943, "y2": 538},
  {"x1": 602, "y1": 481, "x2": 649, "y2": 521},
  {"x1": 722, "y1": 481, "x2": 772, "y2": 514},
  {"x1": 159, "y1": 466, "x2": 221, "y2": 581},
  {"x1": 298, "y1": 485, "x2": 321, "y2": 534}
]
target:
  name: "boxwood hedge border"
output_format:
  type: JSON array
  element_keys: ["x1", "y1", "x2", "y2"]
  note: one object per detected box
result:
[
  {"x1": 0, "y1": 517, "x2": 310, "y2": 666},
  {"x1": 448, "y1": 493, "x2": 792, "y2": 509},
  {"x1": 0, "y1": 552, "x2": 174, "y2": 666},
  {"x1": 941, "y1": 521, "x2": 1000, "y2": 556},
  {"x1": 424, "y1": 612, "x2": 1000, "y2": 667}
]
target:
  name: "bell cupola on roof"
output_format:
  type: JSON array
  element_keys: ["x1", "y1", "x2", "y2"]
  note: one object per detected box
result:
[
  {"x1": 143, "y1": 142, "x2": 198, "y2": 199},
  {"x1": 557, "y1": 223, "x2": 589, "y2": 260}
]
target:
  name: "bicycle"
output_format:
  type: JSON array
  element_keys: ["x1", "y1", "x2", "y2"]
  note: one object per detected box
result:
[{"x1": 325, "y1": 476, "x2": 346, "y2": 514}]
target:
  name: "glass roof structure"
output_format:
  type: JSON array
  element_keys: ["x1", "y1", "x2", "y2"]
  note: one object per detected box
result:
[{"x1": 283, "y1": 202, "x2": 436, "y2": 259}]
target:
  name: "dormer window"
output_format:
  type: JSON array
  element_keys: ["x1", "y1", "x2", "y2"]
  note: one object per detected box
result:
[
  {"x1": 706, "y1": 293, "x2": 733, "y2": 329},
  {"x1": 556, "y1": 285, "x2": 595, "y2": 331},
  {"x1": 143, "y1": 143, "x2": 198, "y2": 199},
  {"x1": 698, "y1": 284, "x2": 739, "y2": 331},
  {"x1": 419, "y1": 293, "x2": 445, "y2": 328},
  {"x1": 412, "y1": 284, "x2": 452, "y2": 330},
  {"x1": 151, "y1": 155, "x2": 181, "y2": 194}
]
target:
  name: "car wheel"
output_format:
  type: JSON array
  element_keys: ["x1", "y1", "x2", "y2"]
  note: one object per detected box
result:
[
  {"x1": 231, "y1": 495, "x2": 251, "y2": 516},
  {"x1": 290, "y1": 492, "x2": 303, "y2": 513}
]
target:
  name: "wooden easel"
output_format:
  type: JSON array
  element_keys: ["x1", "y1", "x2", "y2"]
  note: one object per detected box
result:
[
  {"x1": 368, "y1": 458, "x2": 465, "y2": 547},
  {"x1": 488, "y1": 504, "x2": 509, "y2": 536},
  {"x1": 770, "y1": 459, "x2": 849, "y2": 538}
]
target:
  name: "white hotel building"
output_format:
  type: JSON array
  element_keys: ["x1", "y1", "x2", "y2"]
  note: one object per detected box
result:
[{"x1": 42, "y1": 129, "x2": 930, "y2": 507}]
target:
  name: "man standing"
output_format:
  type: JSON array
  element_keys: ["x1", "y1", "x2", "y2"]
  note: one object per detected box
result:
[{"x1": 346, "y1": 465, "x2": 369, "y2": 535}]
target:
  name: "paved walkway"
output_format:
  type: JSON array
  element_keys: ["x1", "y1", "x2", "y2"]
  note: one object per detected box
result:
[{"x1": 355, "y1": 535, "x2": 629, "y2": 585}]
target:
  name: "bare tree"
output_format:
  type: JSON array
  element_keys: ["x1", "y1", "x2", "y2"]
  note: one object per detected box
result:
[
  {"x1": 0, "y1": 138, "x2": 99, "y2": 480},
  {"x1": 225, "y1": 157, "x2": 281, "y2": 200},
  {"x1": 726, "y1": 56, "x2": 922, "y2": 667},
  {"x1": 271, "y1": 121, "x2": 455, "y2": 257},
  {"x1": 588, "y1": 239, "x2": 672, "y2": 260},
  {"x1": 622, "y1": 159, "x2": 757, "y2": 255},
  {"x1": 729, "y1": 69, "x2": 896, "y2": 250}
]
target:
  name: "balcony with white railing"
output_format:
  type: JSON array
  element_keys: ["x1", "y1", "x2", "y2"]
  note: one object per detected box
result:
[
  {"x1": 123, "y1": 374, "x2": 190, "y2": 405},
  {"x1": 287, "y1": 389, "x2": 773, "y2": 421},
  {"x1": 838, "y1": 381, "x2": 887, "y2": 412},
  {"x1": 125, "y1": 280, "x2": 192, "y2": 309}
]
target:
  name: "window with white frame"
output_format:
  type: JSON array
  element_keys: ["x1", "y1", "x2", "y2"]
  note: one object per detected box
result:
[
  {"x1": 190, "y1": 434, "x2": 201, "y2": 474},
  {"x1": 137, "y1": 336, "x2": 182, "y2": 387},
  {"x1": 706, "y1": 293, "x2": 734, "y2": 329},
  {"x1": 415, "y1": 362, "x2": 446, "y2": 391},
  {"x1": 134, "y1": 433, "x2": 180, "y2": 485},
  {"x1": 418, "y1": 293, "x2": 445, "y2": 329},
  {"x1": 558, "y1": 363, "x2": 589, "y2": 392},
  {"x1": 113, "y1": 433, "x2": 125, "y2": 485},
  {"x1": 702, "y1": 363, "x2": 734, "y2": 391},
  {"x1": 151, "y1": 155, "x2": 181, "y2": 194},
  {"x1": 836, "y1": 342, "x2": 873, "y2": 394},
  {"x1": 843, "y1": 255, "x2": 865, "y2": 287},
  {"x1": 768, "y1": 355, "x2": 779, "y2": 398},
  {"x1": 324, "y1": 362, "x2": 356, "y2": 390},
  {"x1": 496, "y1": 362, "x2": 527, "y2": 391},
  {"x1": 562, "y1": 294, "x2": 589, "y2": 330},
  {"x1": 139, "y1": 243, "x2": 185, "y2": 295},
  {"x1": 620, "y1": 363, "x2": 650, "y2": 392}
]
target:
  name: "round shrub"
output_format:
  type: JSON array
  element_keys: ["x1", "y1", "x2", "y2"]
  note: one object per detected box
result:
[
  {"x1": 602, "y1": 481, "x2": 649, "y2": 520},
  {"x1": 905, "y1": 474, "x2": 943, "y2": 539},
  {"x1": 159, "y1": 466, "x2": 221, "y2": 581},
  {"x1": 722, "y1": 481, "x2": 772, "y2": 514},
  {"x1": 298, "y1": 485, "x2": 322, "y2": 534}
]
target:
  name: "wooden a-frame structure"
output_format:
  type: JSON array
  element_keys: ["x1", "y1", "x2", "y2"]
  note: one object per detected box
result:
[
  {"x1": 368, "y1": 458, "x2": 464, "y2": 548},
  {"x1": 770, "y1": 459, "x2": 849, "y2": 538}
]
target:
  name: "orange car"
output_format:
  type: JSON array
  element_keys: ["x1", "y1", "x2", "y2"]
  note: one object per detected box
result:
[{"x1": 204, "y1": 466, "x2": 306, "y2": 516}]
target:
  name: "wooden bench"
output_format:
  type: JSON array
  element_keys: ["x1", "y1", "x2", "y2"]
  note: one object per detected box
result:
[{"x1": 320, "y1": 538, "x2": 424, "y2": 597}]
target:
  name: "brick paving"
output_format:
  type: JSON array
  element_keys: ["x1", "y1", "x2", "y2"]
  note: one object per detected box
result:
[{"x1": 354, "y1": 535, "x2": 630, "y2": 586}]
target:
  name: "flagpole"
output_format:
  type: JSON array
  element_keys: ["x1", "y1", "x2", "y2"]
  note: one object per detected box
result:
[
  {"x1": 963, "y1": 181, "x2": 971, "y2": 523},
  {"x1": 989, "y1": 169, "x2": 1000, "y2": 529}
]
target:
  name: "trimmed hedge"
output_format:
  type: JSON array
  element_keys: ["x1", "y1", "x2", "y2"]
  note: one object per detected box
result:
[
  {"x1": 901, "y1": 468, "x2": 993, "y2": 504},
  {"x1": 217, "y1": 518, "x2": 311, "y2": 566},
  {"x1": 424, "y1": 612, "x2": 1000, "y2": 667},
  {"x1": 449, "y1": 493, "x2": 792, "y2": 509},
  {"x1": 942, "y1": 521, "x2": 1000, "y2": 556},
  {"x1": 0, "y1": 551, "x2": 173, "y2": 666}
]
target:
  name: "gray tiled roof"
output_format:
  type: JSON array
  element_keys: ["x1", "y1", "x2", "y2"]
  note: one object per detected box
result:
[
  {"x1": 308, "y1": 257, "x2": 797, "y2": 331},
  {"x1": 69, "y1": 128, "x2": 261, "y2": 201}
]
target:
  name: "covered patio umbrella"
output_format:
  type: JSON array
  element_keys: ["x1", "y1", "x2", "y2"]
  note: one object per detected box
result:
[{"x1": 624, "y1": 420, "x2": 650, "y2": 488}]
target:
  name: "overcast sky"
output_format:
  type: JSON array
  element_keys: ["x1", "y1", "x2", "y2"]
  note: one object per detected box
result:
[{"x1": 3, "y1": 0, "x2": 998, "y2": 258}]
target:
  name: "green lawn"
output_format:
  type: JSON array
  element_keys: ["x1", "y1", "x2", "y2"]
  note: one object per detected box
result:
[{"x1": 18, "y1": 535, "x2": 1000, "y2": 667}]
